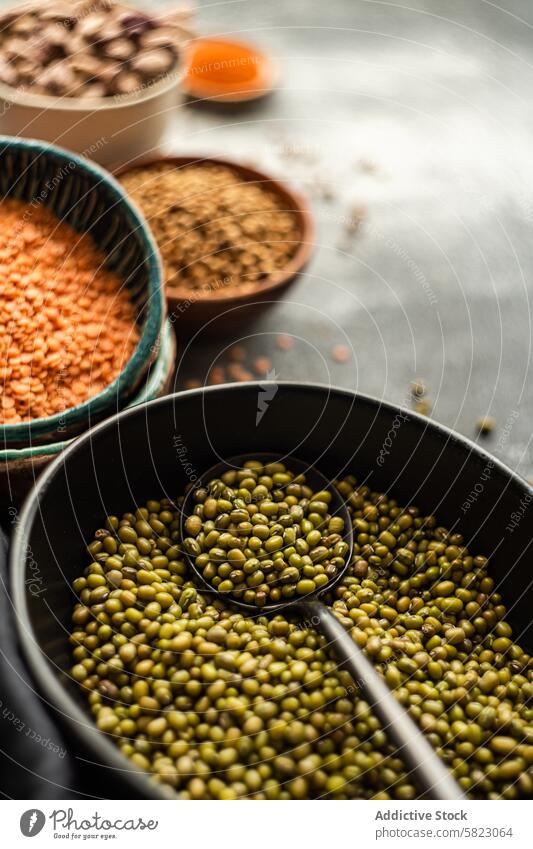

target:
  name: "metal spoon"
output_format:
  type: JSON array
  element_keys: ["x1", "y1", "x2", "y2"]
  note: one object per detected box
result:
[{"x1": 180, "y1": 453, "x2": 464, "y2": 800}]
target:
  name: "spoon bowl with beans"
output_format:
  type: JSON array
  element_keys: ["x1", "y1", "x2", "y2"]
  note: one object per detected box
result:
[{"x1": 180, "y1": 453, "x2": 464, "y2": 800}]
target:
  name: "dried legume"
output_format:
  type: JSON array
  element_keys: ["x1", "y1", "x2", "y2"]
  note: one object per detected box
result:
[
  {"x1": 0, "y1": 199, "x2": 139, "y2": 423},
  {"x1": 0, "y1": 1, "x2": 185, "y2": 98},
  {"x1": 70, "y1": 475, "x2": 533, "y2": 800},
  {"x1": 183, "y1": 460, "x2": 347, "y2": 605}
]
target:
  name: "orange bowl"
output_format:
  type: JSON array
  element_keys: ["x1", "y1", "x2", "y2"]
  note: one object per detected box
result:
[{"x1": 182, "y1": 36, "x2": 278, "y2": 103}]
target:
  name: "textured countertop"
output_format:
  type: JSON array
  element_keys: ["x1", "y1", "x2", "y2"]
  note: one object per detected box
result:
[{"x1": 166, "y1": 0, "x2": 533, "y2": 479}]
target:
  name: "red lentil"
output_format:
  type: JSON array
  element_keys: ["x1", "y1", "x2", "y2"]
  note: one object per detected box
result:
[
  {"x1": 276, "y1": 333, "x2": 294, "y2": 351},
  {"x1": 331, "y1": 344, "x2": 350, "y2": 363},
  {"x1": 0, "y1": 199, "x2": 139, "y2": 424},
  {"x1": 252, "y1": 355, "x2": 272, "y2": 376}
]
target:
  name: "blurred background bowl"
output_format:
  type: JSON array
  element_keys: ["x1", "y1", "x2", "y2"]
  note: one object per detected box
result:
[
  {"x1": 0, "y1": 35, "x2": 190, "y2": 168},
  {"x1": 0, "y1": 136, "x2": 166, "y2": 448},
  {"x1": 116, "y1": 155, "x2": 315, "y2": 334}
]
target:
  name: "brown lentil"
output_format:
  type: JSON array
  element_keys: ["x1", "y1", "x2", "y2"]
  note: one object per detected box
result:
[
  {"x1": 119, "y1": 162, "x2": 301, "y2": 293},
  {"x1": 0, "y1": 1, "x2": 184, "y2": 98},
  {"x1": 276, "y1": 333, "x2": 294, "y2": 351}
]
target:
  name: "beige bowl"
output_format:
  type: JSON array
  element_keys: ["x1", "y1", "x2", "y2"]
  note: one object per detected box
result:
[{"x1": 0, "y1": 60, "x2": 187, "y2": 167}]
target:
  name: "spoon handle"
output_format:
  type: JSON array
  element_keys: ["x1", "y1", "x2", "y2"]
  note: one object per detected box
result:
[{"x1": 300, "y1": 598, "x2": 464, "y2": 800}]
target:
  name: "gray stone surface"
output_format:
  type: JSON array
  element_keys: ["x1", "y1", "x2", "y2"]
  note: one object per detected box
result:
[{"x1": 169, "y1": 0, "x2": 533, "y2": 478}]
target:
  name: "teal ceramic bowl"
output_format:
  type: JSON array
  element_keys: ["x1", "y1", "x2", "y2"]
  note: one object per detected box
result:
[
  {"x1": 0, "y1": 321, "x2": 176, "y2": 506},
  {"x1": 0, "y1": 136, "x2": 165, "y2": 448}
]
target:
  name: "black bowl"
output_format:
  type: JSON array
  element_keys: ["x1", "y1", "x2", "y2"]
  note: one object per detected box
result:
[{"x1": 10, "y1": 383, "x2": 533, "y2": 798}]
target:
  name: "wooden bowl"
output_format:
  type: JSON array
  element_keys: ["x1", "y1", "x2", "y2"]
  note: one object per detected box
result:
[{"x1": 115, "y1": 155, "x2": 315, "y2": 333}]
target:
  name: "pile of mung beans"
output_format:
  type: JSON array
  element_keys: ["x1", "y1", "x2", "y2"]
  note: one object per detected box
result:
[
  {"x1": 182, "y1": 460, "x2": 348, "y2": 606},
  {"x1": 70, "y1": 474, "x2": 533, "y2": 799}
]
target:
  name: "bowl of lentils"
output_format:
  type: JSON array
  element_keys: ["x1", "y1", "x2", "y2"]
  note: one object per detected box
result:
[
  {"x1": 0, "y1": 0, "x2": 190, "y2": 166},
  {"x1": 117, "y1": 155, "x2": 314, "y2": 332},
  {"x1": 0, "y1": 135, "x2": 165, "y2": 447},
  {"x1": 11, "y1": 383, "x2": 533, "y2": 800}
]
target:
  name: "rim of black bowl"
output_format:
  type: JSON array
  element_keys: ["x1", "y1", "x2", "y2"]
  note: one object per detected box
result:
[
  {"x1": 10, "y1": 381, "x2": 533, "y2": 798},
  {"x1": 0, "y1": 136, "x2": 165, "y2": 446}
]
